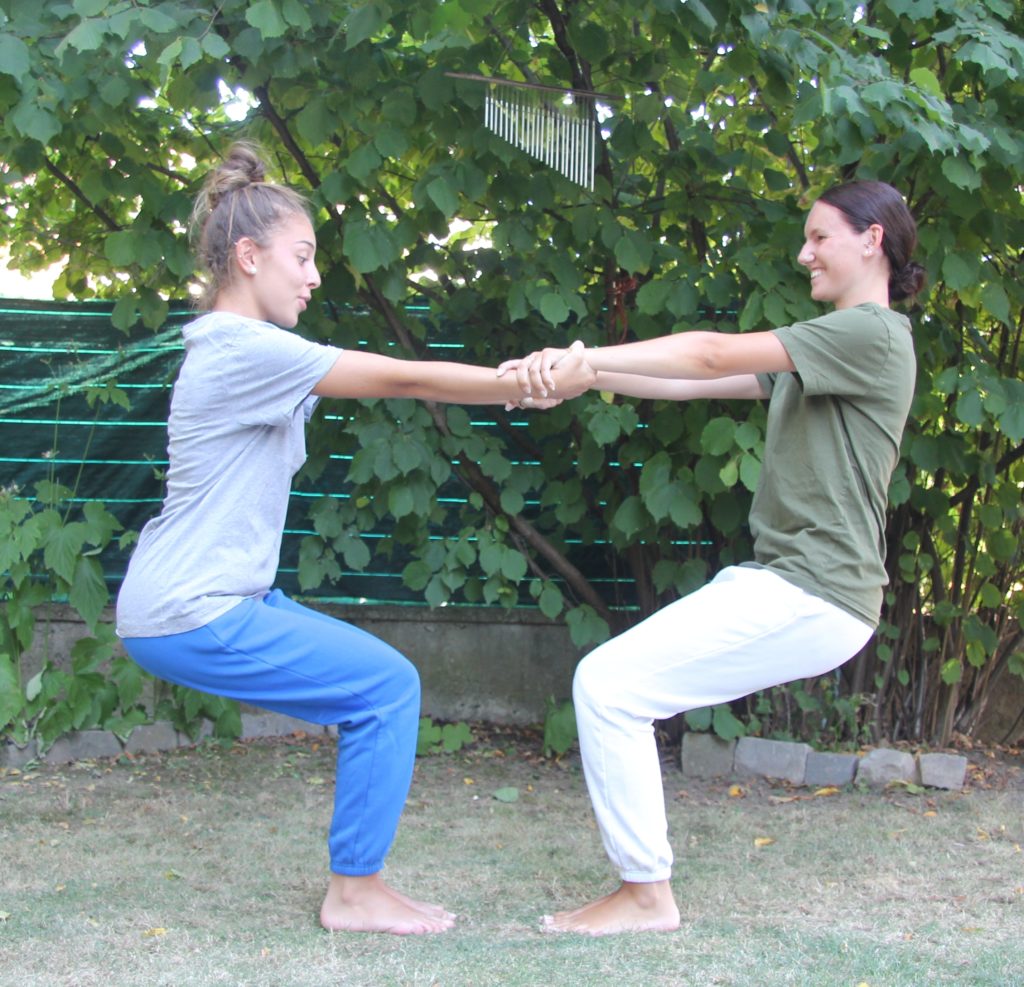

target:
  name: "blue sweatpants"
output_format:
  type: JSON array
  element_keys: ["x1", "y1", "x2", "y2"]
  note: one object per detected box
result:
[{"x1": 122, "y1": 590, "x2": 421, "y2": 876}]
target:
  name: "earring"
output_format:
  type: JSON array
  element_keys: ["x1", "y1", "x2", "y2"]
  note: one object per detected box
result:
[{"x1": 249, "y1": 266, "x2": 257, "y2": 274}]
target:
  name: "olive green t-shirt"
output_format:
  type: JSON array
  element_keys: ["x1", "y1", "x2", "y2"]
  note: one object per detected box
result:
[{"x1": 749, "y1": 303, "x2": 915, "y2": 627}]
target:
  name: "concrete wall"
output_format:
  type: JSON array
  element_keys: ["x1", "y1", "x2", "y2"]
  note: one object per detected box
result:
[
  {"x1": 22, "y1": 602, "x2": 586, "y2": 726},
  {"x1": 19, "y1": 603, "x2": 1023, "y2": 742}
]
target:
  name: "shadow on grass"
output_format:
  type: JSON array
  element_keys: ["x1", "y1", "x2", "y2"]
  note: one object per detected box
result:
[{"x1": 1, "y1": 728, "x2": 1021, "y2": 987}]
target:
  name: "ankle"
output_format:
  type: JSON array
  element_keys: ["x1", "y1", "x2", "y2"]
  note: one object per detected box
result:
[{"x1": 621, "y1": 880, "x2": 673, "y2": 907}]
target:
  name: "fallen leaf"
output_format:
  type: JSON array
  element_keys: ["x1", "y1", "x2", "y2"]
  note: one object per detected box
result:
[
  {"x1": 754, "y1": 836, "x2": 775, "y2": 848},
  {"x1": 923, "y1": 810, "x2": 938, "y2": 818},
  {"x1": 728, "y1": 784, "x2": 745, "y2": 798},
  {"x1": 463, "y1": 777, "x2": 475, "y2": 785},
  {"x1": 142, "y1": 927, "x2": 167, "y2": 937},
  {"x1": 493, "y1": 787, "x2": 519, "y2": 803},
  {"x1": 305, "y1": 775, "x2": 325, "y2": 786},
  {"x1": 0, "y1": 912, "x2": 10, "y2": 922},
  {"x1": 814, "y1": 786, "x2": 840, "y2": 797}
]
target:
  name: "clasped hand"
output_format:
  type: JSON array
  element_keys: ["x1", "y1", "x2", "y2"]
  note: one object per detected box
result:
[{"x1": 496, "y1": 339, "x2": 595, "y2": 411}]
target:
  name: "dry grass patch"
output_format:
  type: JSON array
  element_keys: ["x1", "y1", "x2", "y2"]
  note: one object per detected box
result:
[{"x1": 1, "y1": 728, "x2": 1021, "y2": 987}]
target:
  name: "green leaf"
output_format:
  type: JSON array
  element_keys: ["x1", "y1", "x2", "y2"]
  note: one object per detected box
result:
[
  {"x1": 417, "y1": 716, "x2": 443, "y2": 755},
  {"x1": 387, "y1": 484, "x2": 415, "y2": 519},
  {"x1": 493, "y1": 786, "x2": 520, "y2": 802},
  {"x1": 954, "y1": 389, "x2": 984, "y2": 427},
  {"x1": 539, "y1": 292, "x2": 570, "y2": 326},
  {"x1": 139, "y1": 7, "x2": 178, "y2": 32},
  {"x1": 939, "y1": 659, "x2": 962, "y2": 685},
  {"x1": 909, "y1": 66, "x2": 943, "y2": 97},
  {"x1": 542, "y1": 697, "x2": 577, "y2": 757},
  {"x1": 0, "y1": 654, "x2": 23, "y2": 729},
  {"x1": 941, "y1": 253, "x2": 976, "y2": 291},
  {"x1": 701, "y1": 416, "x2": 737, "y2": 456},
  {"x1": 980, "y1": 283, "x2": 1010, "y2": 324},
  {"x1": 68, "y1": 556, "x2": 109, "y2": 629},
  {"x1": 711, "y1": 704, "x2": 746, "y2": 741},
  {"x1": 281, "y1": 0, "x2": 313, "y2": 30},
  {"x1": 611, "y1": 495, "x2": 646, "y2": 539},
  {"x1": 246, "y1": 0, "x2": 288, "y2": 38},
  {"x1": 0, "y1": 34, "x2": 31, "y2": 79},
  {"x1": 613, "y1": 229, "x2": 653, "y2": 273},
  {"x1": 499, "y1": 488, "x2": 524, "y2": 515},
  {"x1": 738, "y1": 452, "x2": 761, "y2": 492},
  {"x1": 998, "y1": 401, "x2": 1024, "y2": 442},
  {"x1": 44, "y1": 522, "x2": 87, "y2": 583},
  {"x1": 441, "y1": 720, "x2": 473, "y2": 752},
  {"x1": 668, "y1": 487, "x2": 702, "y2": 529},
  {"x1": 426, "y1": 175, "x2": 459, "y2": 218},
  {"x1": 684, "y1": 707, "x2": 712, "y2": 732},
  {"x1": 296, "y1": 97, "x2": 334, "y2": 146},
  {"x1": 9, "y1": 100, "x2": 61, "y2": 145},
  {"x1": 59, "y1": 17, "x2": 106, "y2": 54},
  {"x1": 346, "y1": 2, "x2": 390, "y2": 49},
  {"x1": 940, "y1": 155, "x2": 981, "y2": 191},
  {"x1": 538, "y1": 582, "x2": 563, "y2": 620}
]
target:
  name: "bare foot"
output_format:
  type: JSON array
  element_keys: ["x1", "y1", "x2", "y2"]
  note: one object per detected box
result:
[
  {"x1": 320, "y1": 873, "x2": 455, "y2": 934},
  {"x1": 540, "y1": 881, "x2": 680, "y2": 936},
  {"x1": 382, "y1": 882, "x2": 456, "y2": 920}
]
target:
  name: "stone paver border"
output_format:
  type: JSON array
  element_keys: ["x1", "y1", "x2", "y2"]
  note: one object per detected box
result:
[{"x1": 3, "y1": 719, "x2": 970, "y2": 791}]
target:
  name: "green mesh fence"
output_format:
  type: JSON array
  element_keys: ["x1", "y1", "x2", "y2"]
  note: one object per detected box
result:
[{"x1": 0, "y1": 299, "x2": 635, "y2": 608}]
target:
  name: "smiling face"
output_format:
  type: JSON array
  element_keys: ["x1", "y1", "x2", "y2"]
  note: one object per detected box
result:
[
  {"x1": 234, "y1": 211, "x2": 321, "y2": 328},
  {"x1": 798, "y1": 200, "x2": 886, "y2": 311}
]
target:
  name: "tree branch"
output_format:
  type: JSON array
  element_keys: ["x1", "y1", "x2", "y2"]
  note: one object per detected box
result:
[{"x1": 42, "y1": 157, "x2": 121, "y2": 232}]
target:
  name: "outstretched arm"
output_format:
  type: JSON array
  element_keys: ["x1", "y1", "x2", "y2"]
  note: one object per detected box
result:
[
  {"x1": 499, "y1": 330, "x2": 791, "y2": 400},
  {"x1": 584, "y1": 330, "x2": 793, "y2": 380},
  {"x1": 591, "y1": 371, "x2": 767, "y2": 401},
  {"x1": 312, "y1": 343, "x2": 595, "y2": 405}
]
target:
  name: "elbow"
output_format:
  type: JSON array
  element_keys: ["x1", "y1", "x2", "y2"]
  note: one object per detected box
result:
[{"x1": 694, "y1": 333, "x2": 730, "y2": 378}]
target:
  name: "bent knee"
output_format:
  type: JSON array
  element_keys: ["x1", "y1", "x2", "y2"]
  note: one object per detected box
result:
[{"x1": 572, "y1": 650, "x2": 621, "y2": 711}]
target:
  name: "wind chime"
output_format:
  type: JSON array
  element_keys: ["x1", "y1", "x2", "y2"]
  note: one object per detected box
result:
[{"x1": 446, "y1": 72, "x2": 618, "y2": 191}]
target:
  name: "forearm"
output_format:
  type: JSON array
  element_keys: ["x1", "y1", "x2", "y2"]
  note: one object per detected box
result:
[
  {"x1": 393, "y1": 361, "x2": 530, "y2": 405},
  {"x1": 593, "y1": 371, "x2": 768, "y2": 401},
  {"x1": 584, "y1": 330, "x2": 792, "y2": 380},
  {"x1": 315, "y1": 350, "x2": 590, "y2": 404}
]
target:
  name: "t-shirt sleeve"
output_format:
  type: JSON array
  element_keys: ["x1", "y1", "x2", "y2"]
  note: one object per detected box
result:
[
  {"x1": 771, "y1": 308, "x2": 892, "y2": 398},
  {"x1": 227, "y1": 324, "x2": 342, "y2": 427}
]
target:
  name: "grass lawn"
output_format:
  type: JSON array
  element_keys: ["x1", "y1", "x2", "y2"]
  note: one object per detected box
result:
[{"x1": 1, "y1": 727, "x2": 1021, "y2": 987}]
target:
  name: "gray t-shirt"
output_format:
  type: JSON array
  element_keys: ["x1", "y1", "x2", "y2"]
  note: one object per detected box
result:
[
  {"x1": 750, "y1": 303, "x2": 915, "y2": 627},
  {"x1": 116, "y1": 311, "x2": 341, "y2": 638}
]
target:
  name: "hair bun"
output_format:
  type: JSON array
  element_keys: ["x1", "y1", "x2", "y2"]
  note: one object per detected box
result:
[
  {"x1": 891, "y1": 260, "x2": 927, "y2": 303},
  {"x1": 204, "y1": 142, "x2": 267, "y2": 211}
]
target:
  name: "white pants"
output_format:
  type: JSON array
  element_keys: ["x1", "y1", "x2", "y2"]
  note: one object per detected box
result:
[{"x1": 572, "y1": 566, "x2": 873, "y2": 882}]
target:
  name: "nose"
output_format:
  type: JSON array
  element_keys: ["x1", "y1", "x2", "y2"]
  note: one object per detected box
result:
[
  {"x1": 797, "y1": 241, "x2": 813, "y2": 267},
  {"x1": 309, "y1": 262, "x2": 322, "y2": 289}
]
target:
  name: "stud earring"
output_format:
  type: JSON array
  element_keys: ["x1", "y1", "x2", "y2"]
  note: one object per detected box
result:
[{"x1": 249, "y1": 266, "x2": 257, "y2": 274}]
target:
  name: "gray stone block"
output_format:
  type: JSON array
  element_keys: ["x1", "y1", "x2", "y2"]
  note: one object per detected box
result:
[
  {"x1": 239, "y1": 712, "x2": 314, "y2": 739},
  {"x1": 124, "y1": 722, "x2": 181, "y2": 755},
  {"x1": 805, "y1": 750, "x2": 859, "y2": 787},
  {"x1": 734, "y1": 737, "x2": 811, "y2": 785},
  {"x1": 680, "y1": 732, "x2": 736, "y2": 778},
  {"x1": 917, "y1": 752, "x2": 968, "y2": 790},
  {"x1": 0, "y1": 740, "x2": 38, "y2": 769},
  {"x1": 45, "y1": 729, "x2": 123, "y2": 765},
  {"x1": 856, "y1": 748, "x2": 917, "y2": 787}
]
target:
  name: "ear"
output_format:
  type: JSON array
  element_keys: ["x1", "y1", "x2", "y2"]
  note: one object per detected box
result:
[
  {"x1": 233, "y1": 237, "x2": 259, "y2": 275},
  {"x1": 866, "y1": 223, "x2": 884, "y2": 252}
]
